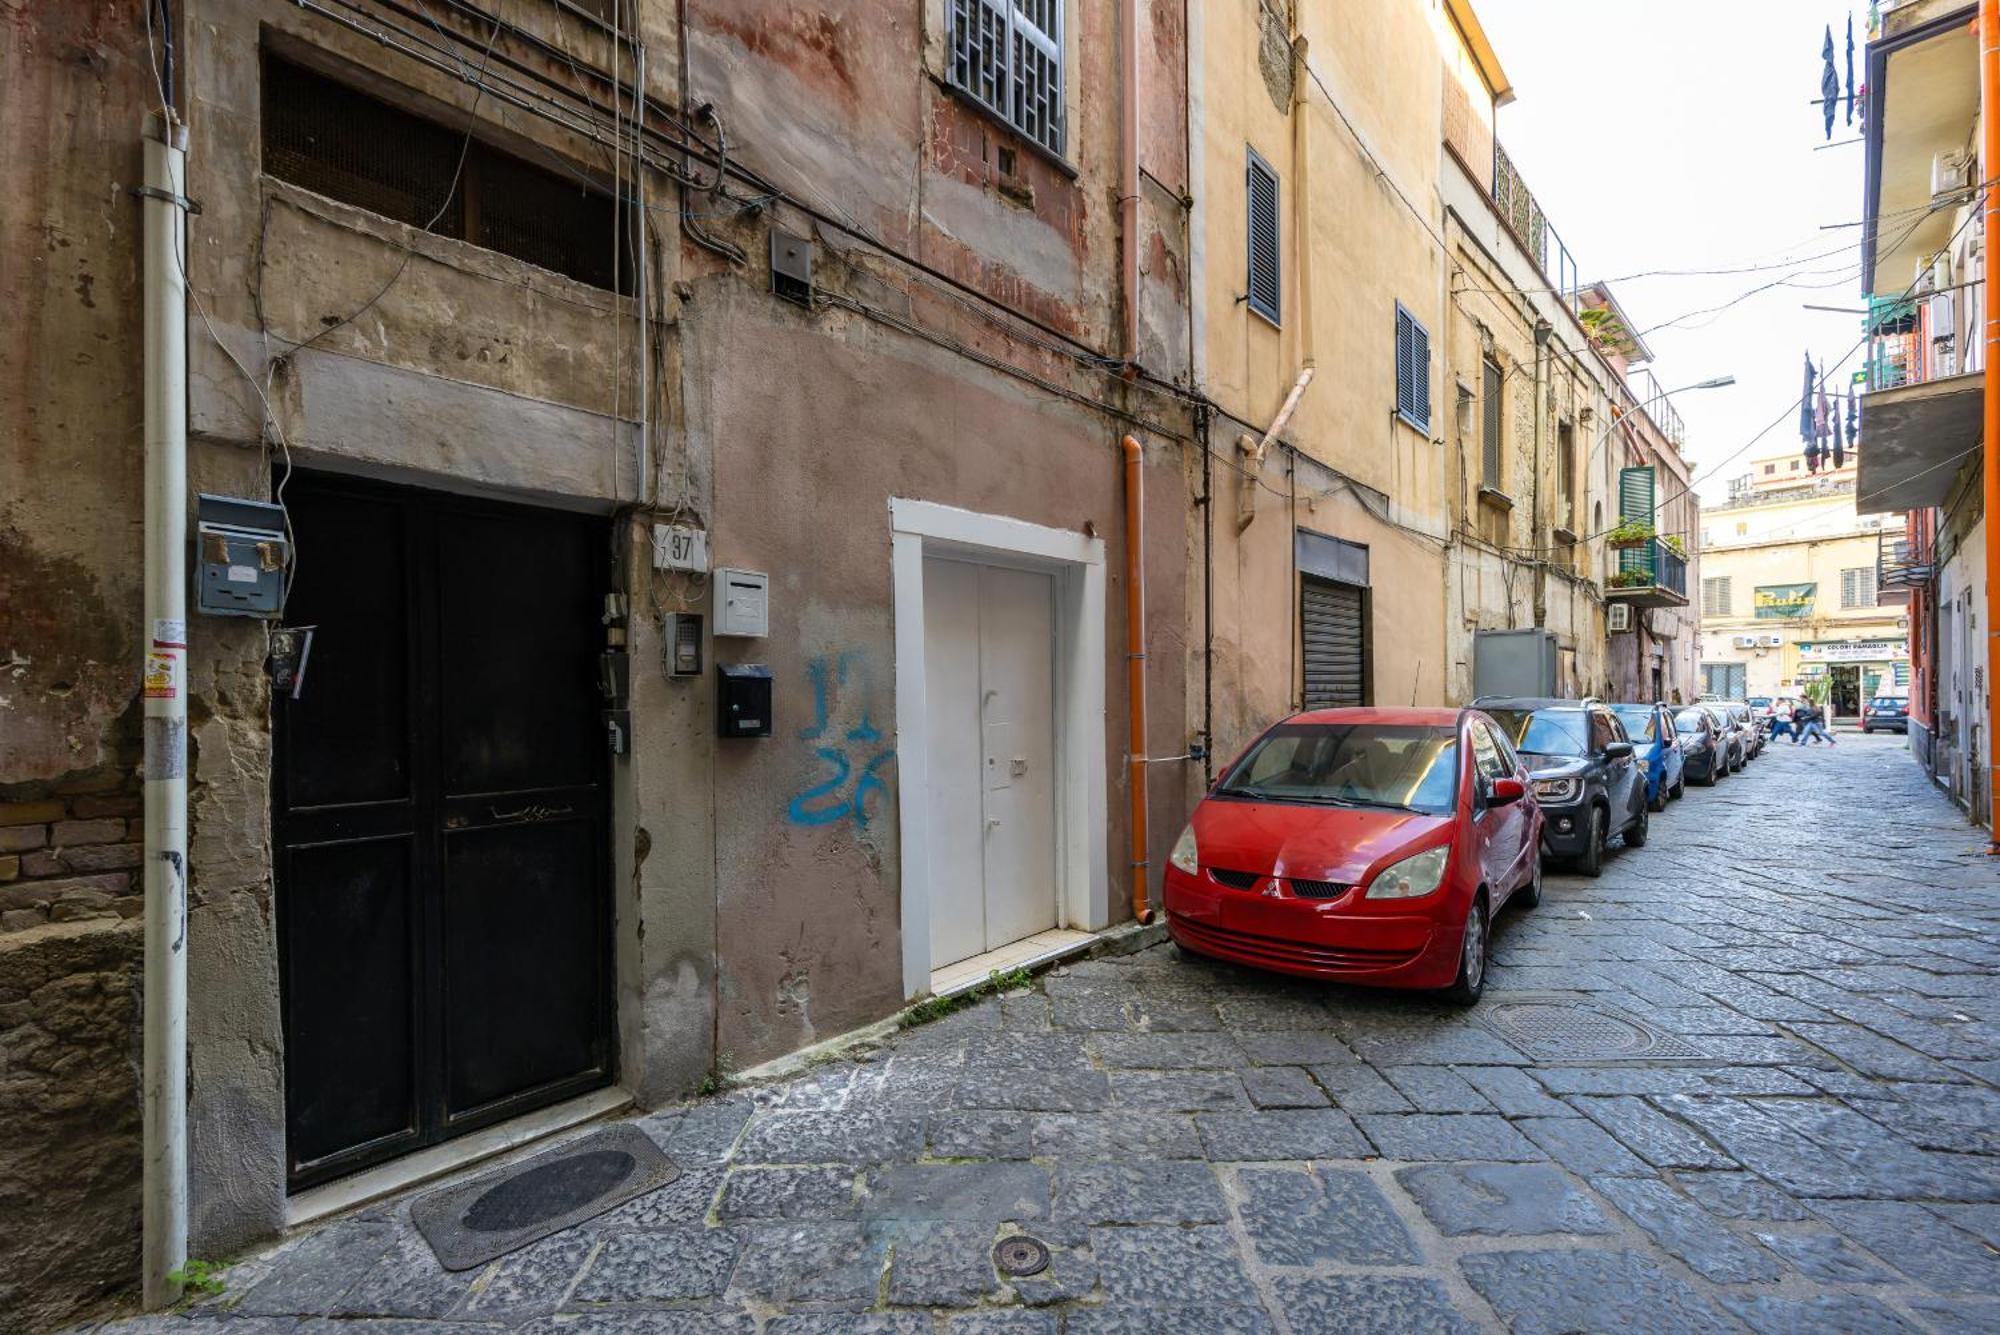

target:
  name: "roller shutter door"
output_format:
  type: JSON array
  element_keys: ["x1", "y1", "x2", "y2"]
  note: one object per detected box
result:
[{"x1": 1301, "y1": 577, "x2": 1366, "y2": 708}]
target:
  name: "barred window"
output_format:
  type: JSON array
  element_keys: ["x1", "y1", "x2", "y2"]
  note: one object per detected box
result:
[
  {"x1": 948, "y1": 0, "x2": 1065, "y2": 157},
  {"x1": 1702, "y1": 577, "x2": 1732, "y2": 617},
  {"x1": 1841, "y1": 566, "x2": 1877, "y2": 608}
]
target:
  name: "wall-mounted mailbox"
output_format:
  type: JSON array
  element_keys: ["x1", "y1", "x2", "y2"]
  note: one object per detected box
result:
[
  {"x1": 196, "y1": 494, "x2": 288, "y2": 618},
  {"x1": 714, "y1": 568, "x2": 769, "y2": 638},
  {"x1": 717, "y1": 663, "x2": 772, "y2": 739}
]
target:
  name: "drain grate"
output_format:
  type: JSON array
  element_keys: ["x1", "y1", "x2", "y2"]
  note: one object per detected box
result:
[
  {"x1": 413, "y1": 1124, "x2": 680, "y2": 1270},
  {"x1": 994, "y1": 1235, "x2": 1051, "y2": 1278},
  {"x1": 1475, "y1": 994, "x2": 1708, "y2": 1064}
]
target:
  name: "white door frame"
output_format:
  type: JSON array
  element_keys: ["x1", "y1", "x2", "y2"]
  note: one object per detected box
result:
[{"x1": 890, "y1": 499, "x2": 1109, "y2": 998}]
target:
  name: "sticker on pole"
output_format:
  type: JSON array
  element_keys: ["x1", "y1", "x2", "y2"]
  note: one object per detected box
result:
[{"x1": 143, "y1": 650, "x2": 179, "y2": 700}]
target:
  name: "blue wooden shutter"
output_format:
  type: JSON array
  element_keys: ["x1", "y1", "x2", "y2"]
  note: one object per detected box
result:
[
  {"x1": 1246, "y1": 152, "x2": 1280, "y2": 324},
  {"x1": 1396, "y1": 304, "x2": 1430, "y2": 432}
]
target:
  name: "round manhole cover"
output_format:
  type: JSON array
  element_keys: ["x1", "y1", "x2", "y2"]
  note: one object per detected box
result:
[
  {"x1": 462, "y1": 1149, "x2": 637, "y2": 1233},
  {"x1": 994, "y1": 1235, "x2": 1051, "y2": 1278},
  {"x1": 1490, "y1": 1002, "x2": 1655, "y2": 1056}
]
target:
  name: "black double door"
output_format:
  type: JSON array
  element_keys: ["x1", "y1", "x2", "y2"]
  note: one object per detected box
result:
[{"x1": 275, "y1": 474, "x2": 613, "y2": 1190}]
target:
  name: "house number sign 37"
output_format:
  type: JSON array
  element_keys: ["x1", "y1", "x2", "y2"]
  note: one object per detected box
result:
[{"x1": 651, "y1": 523, "x2": 709, "y2": 573}]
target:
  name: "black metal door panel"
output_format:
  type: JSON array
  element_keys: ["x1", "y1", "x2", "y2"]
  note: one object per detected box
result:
[{"x1": 276, "y1": 474, "x2": 611, "y2": 1191}]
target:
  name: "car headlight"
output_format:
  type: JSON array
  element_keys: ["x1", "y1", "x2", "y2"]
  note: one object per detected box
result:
[
  {"x1": 1532, "y1": 776, "x2": 1581, "y2": 804},
  {"x1": 1169, "y1": 824, "x2": 1199, "y2": 875},
  {"x1": 1366, "y1": 844, "x2": 1449, "y2": 900}
]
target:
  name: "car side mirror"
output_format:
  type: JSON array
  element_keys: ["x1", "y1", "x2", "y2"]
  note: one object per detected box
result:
[
  {"x1": 1604, "y1": 741, "x2": 1634, "y2": 760},
  {"x1": 1488, "y1": 777, "x2": 1525, "y2": 806}
]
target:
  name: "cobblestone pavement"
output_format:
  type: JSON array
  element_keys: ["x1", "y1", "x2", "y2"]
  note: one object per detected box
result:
[{"x1": 101, "y1": 734, "x2": 2000, "y2": 1334}]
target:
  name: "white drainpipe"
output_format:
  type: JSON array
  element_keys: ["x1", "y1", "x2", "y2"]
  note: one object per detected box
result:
[{"x1": 140, "y1": 110, "x2": 191, "y2": 1311}]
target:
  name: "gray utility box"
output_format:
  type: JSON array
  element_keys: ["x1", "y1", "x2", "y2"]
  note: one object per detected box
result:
[
  {"x1": 1474, "y1": 628, "x2": 1559, "y2": 699},
  {"x1": 196, "y1": 493, "x2": 289, "y2": 618}
]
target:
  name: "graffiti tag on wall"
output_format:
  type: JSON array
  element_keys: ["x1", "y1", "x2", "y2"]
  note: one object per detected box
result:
[{"x1": 787, "y1": 651, "x2": 895, "y2": 829}]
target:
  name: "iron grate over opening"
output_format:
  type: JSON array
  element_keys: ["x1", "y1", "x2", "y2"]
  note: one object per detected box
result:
[{"x1": 1473, "y1": 993, "x2": 1711, "y2": 1064}]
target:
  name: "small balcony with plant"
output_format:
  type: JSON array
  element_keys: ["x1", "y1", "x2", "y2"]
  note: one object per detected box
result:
[{"x1": 1602, "y1": 527, "x2": 1688, "y2": 608}]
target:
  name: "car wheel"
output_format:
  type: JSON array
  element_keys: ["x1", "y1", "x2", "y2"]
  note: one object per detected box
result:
[
  {"x1": 1697, "y1": 758, "x2": 1718, "y2": 787},
  {"x1": 1575, "y1": 806, "x2": 1606, "y2": 878},
  {"x1": 1624, "y1": 802, "x2": 1649, "y2": 848},
  {"x1": 1671, "y1": 773, "x2": 1686, "y2": 800},
  {"x1": 1440, "y1": 895, "x2": 1488, "y2": 1006},
  {"x1": 1647, "y1": 784, "x2": 1666, "y2": 813},
  {"x1": 1515, "y1": 853, "x2": 1543, "y2": 908}
]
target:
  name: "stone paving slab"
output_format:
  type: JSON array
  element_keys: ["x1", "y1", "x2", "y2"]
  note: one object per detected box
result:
[{"x1": 90, "y1": 738, "x2": 2000, "y2": 1332}]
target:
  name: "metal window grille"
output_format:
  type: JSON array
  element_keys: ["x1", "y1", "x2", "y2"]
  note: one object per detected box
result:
[
  {"x1": 261, "y1": 52, "x2": 625, "y2": 291},
  {"x1": 948, "y1": 0, "x2": 1065, "y2": 156},
  {"x1": 1841, "y1": 566, "x2": 1877, "y2": 608},
  {"x1": 1480, "y1": 357, "x2": 1503, "y2": 489},
  {"x1": 1245, "y1": 151, "x2": 1281, "y2": 325},
  {"x1": 1396, "y1": 304, "x2": 1431, "y2": 433},
  {"x1": 1701, "y1": 577, "x2": 1732, "y2": 618}
]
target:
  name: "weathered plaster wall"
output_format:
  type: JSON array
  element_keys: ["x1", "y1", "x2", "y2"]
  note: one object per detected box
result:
[
  {"x1": 688, "y1": 280, "x2": 1189, "y2": 1067},
  {"x1": 0, "y1": 3, "x2": 158, "y2": 1329}
]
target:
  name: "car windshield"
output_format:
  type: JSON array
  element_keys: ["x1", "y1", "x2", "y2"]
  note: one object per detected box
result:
[
  {"x1": 1611, "y1": 706, "x2": 1658, "y2": 741},
  {"x1": 1484, "y1": 708, "x2": 1590, "y2": 756},
  {"x1": 1747, "y1": 697, "x2": 1772, "y2": 709},
  {"x1": 1216, "y1": 722, "x2": 1460, "y2": 815},
  {"x1": 1674, "y1": 709, "x2": 1708, "y2": 734}
]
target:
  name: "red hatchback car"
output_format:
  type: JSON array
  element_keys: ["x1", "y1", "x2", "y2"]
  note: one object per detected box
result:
[{"x1": 1163, "y1": 707, "x2": 1543, "y2": 1004}]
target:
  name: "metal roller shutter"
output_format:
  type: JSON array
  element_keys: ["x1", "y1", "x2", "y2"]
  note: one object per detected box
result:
[{"x1": 1301, "y1": 577, "x2": 1366, "y2": 708}]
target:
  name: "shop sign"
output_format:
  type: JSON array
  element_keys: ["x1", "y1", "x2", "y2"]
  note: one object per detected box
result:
[
  {"x1": 1798, "y1": 639, "x2": 1908, "y2": 662},
  {"x1": 1754, "y1": 583, "x2": 1815, "y2": 619}
]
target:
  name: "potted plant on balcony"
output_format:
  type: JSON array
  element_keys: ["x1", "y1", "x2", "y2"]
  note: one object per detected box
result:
[
  {"x1": 1606, "y1": 570, "x2": 1652, "y2": 589},
  {"x1": 1658, "y1": 534, "x2": 1687, "y2": 557},
  {"x1": 1606, "y1": 518, "x2": 1656, "y2": 550}
]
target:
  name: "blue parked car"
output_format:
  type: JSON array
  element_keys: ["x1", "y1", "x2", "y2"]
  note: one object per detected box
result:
[{"x1": 1611, "y1": 702, "x2": 1685, "y2": 812}]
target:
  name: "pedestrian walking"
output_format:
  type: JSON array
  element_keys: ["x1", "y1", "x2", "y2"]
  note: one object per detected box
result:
[
  {"x1": 1800, "y1": 702, "x2": 1836, "y2": 746},
  {"x1": 1790, "y1": 701, "x2": 1811, "y2": 745},
  {"x1": 1769, "y1": 698, "x2": 1795, "y2": 742}
]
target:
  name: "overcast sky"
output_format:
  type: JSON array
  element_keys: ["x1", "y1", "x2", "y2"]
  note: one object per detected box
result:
[{"x1": 1476, "y1": 0, "x2": 1865, "y2": 506}]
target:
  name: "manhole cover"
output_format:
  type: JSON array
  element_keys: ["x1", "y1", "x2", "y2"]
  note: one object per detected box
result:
[
  {"x1": 1476, "y1": 994, "x2": 1708, "y2": 1063},
  {"x1": 464, "y1": 1148, "x2": 636, "y2": 1232},
  {"x1": 994, "y1": 1235, "x2": 1051, "y2": 1277}
]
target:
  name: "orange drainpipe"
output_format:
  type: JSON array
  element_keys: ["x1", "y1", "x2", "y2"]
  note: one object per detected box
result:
[
  {"x1": 1123, "y1": 434, "x2": 1154, "y2": 923},
  {"x1": 1983, "y1": 0, "x2": 2000, "y2": 844}
]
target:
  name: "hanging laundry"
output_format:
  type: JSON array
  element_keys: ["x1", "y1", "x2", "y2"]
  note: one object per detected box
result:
[
  {"x1": 1800, "y1": 352, "x2": 1817, "y2": 443},
  {"x1": 1832, "y1": 398, "x2": 1846, "y2": 468},
  {"x1": 1821, "y1": 26, "x2": 1840, "y2": 139},
  {"x1": 1847, "y1": 391, "x2": 1860, "y2": 448},
  {"x1": 1845, "y1": 16, "x2": 1856, "y2": 126}
]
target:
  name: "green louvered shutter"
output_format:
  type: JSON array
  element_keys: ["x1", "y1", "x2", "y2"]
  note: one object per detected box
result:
[{"x1": 1618, "y1": 465, "x2": 1656, "y2": 579}]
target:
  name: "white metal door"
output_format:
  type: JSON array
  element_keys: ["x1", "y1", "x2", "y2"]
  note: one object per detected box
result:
[{"x1": 922, "y1": 558, "x2": 1058, "y2": 969}]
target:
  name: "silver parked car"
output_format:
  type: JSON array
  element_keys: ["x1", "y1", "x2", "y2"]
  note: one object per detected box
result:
[{"x1": 1700, "y1": 701, "x2": 1747, "y2": 773}]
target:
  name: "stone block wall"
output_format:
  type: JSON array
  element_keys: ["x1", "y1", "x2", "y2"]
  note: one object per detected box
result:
[{"x1": 0, "y1": 765, "x2": 146, "y2": 1331}]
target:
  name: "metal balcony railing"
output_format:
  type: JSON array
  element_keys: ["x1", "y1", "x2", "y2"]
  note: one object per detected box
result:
[
  {"x1": 1607, "y1": 538, "x2": 1688, "y2": 602},
  {"x1": 1626, "y1": 368, "x2": 1686, "y2": 451},
  {"x1": 1866, "y1": 287, "x2": 1981, "y2": 391},
  {"x1": 1493, "y1": 143, "x2": 1581, "y2": 312}
]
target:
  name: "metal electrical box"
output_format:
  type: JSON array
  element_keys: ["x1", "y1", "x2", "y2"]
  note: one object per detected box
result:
[
  {"x1": 1473, "y1": 628, "x2": 1559, "y2": 698},
  {"x1": 667, "y1": 613, "x2": 704, "y2": 677},
  {"x1": 717, "y1": 663, "x2": 773, "y2": 738},
  {"x1": 714, "y1": 568, "x2": 769, "y2": 637},
  {"x1": 196, "y1": 494, "x2": 289, "y2": 618}
]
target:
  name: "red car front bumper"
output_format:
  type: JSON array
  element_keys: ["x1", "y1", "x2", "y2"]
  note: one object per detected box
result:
[{"x1": 1161, "y1": 867, "x2": 1465, "y2": 988}]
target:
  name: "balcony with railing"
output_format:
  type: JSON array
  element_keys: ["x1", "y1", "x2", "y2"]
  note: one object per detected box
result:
[
  {"x1": 1603, "y1": 538, "x2": 1688, "y2": 609},
  {"x1": 1492, "y1": 144, "x2": 1582, "y2": 312},
  {"x1": 1856, "y1": 286, "x2": 1983, "y2": 514},
  {"x1": 1625, "y1": 367, "x2": 1686, "y2": 452}
]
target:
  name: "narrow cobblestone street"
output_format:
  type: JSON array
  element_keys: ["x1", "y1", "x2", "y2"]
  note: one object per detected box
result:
[{"x1": 108, "y1": 735, "x2": 2000, "y2": 1334}]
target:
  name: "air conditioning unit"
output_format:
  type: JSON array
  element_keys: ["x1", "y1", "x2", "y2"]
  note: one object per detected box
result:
[
  {"x1": 1733, "y1": 634, "x2": 1759, "y2": 649},
  {"x1": 1759, "y1": 634, "x2": 1784, "y2": 648},
  {"x1": 1934, "y1": 151, "x2": 1974, "y2": 201},
  {"x1": 1607, "y1": 603, "x2": 1633, "y2": 633}
]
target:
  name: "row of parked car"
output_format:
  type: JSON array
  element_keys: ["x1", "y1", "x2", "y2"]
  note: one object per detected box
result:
[{"x1": 1159, "y1": 696, "x2": 1763, "y2": 1006}]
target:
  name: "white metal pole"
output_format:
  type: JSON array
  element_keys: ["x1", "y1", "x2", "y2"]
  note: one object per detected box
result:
[{"x1": 140, "y1": 110, "x2": 191, "y2": 1312}]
